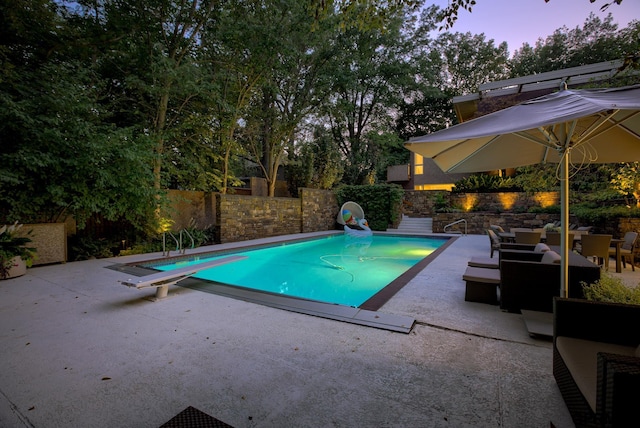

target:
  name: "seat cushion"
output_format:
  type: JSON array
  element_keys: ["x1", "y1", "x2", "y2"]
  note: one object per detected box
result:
[
  {"x1": 534, "y1": 243, "x2": 550, "y2": 252},
  {"x1": 556, "y1": 336, "x2": 636, "y2": 412},
  {"x1": 541, "y1": 250, "x2": 561, "y2": 264},
  {"x1": 468, "y1": 256, "x2": 499, "y2": 269},
  {"x1": 462, "y1": 266, "x2": 501, "y2": 284}
]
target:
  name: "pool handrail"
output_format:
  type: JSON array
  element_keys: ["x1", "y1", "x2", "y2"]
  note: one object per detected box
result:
[{"x1": 444, "y1": 219, "x2": 467, "y2": 235}]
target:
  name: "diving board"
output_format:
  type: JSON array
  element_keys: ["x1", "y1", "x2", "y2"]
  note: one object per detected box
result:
[{"x1": 120, "y1": 255, "x2": 247, "y2": 299}]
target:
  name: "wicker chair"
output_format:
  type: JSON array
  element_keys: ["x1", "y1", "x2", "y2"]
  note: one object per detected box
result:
[
  {"x1": 489, "y1": 224, "x2": 505, "y2": 233},
  {"x1": 545, "y1": 231, "x2": 576, "y2": 246},
  {"x1": 487, "y1": 229, "x2": 502, "y2": 258},
  {"x1": 553, "y1": 298, "x2": 640, "y2": 427},
  {"x1": 608, "y1": 231, "x2": 638, "y2": 271},
  {"x1": 514, "y1": 230, "x2": 542, "y2": 245},
  {"x1": 579, "y1": 234, "x2": 612, "y2": 271}
]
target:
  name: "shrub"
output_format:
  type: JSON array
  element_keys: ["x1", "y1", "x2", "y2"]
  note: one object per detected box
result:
[
  {"x1": 582, "y1": 272, "x2": 640, "y2": 305},
  {"x1": 335, "y1": 184, "x2": 404, "y2": 230},
  {"x1": 452, "y1": 174, "x2": 522, "y2": 193},
  {"x1": 68, "y1": 235, "x2": 116, "y2": 261},
  {"x1": 0, "y1": 222, "x2": 36, "y2": 278},
  {"x1": 118, "y1": 240, "x2": 164, "y2": 256},
  {"x1": 527, "y1": 204, "x2": 561, "y2": 214}
]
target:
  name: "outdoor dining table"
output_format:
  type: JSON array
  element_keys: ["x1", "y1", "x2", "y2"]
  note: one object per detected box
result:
[{"x1": 497, "y1": 232, "x2": 517, "y2": 242}]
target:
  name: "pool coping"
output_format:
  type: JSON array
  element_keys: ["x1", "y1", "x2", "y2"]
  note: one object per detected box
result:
[{"x1": 108, "y1": 232, "x2": 458, "y2": 333}]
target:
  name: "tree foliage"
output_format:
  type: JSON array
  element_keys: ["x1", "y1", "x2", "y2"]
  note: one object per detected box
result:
[
  {"x1": 0, "y1": 0, "x2": 158, "y2": 228},
  {"x1": 510, "y1": 13, "x2": 639, "y2": 77},
  {"x1": 2, "y1": 0, "x2": 638, "y2": 237}
]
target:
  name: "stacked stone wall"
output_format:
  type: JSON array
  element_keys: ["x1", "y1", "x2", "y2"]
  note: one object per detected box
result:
[
  {"x1": 402, "y1": 190, "x2": 440, "y2": 217},
  {"x1": 300, "y1": 188, "x2": 339, "y2": 233},
  {"x1": 165, "y1": 190, "x2": 216, "y2": 231},
  {"x1": 432, "y1": 213, "x2": 574, "y2": 235},
  {"x1": 217, "y1": 195, "x2": 301, "y2": 243}
]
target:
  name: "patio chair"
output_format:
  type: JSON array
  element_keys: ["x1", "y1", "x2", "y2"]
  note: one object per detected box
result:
[
  {"x1": 489, "y1": 224, "x2": 504, "y2": 233},
  {"x1": 609, "y1": 231, "x2": 638, "y2": 271},
  {"x1": 545, "y1": 231, "x2": 576, "y2": 248},
  {"x1": 579, "y1": 234, "x2": 612, "y2": 270},
  {"x1": 514, "y1": 230, "x2": 542, "y2": 245},
  {"x1": 487, "y1": 229, "x2": 501, "y2": 258}
]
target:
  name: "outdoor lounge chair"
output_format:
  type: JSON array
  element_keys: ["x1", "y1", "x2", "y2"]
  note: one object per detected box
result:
[
  {"x1": 608, "y1": 231, "x2": 638, "y2": 271},
  {"x1": 553, "y1": 298, "x2": 640, "y2": 427},
  {"x1": 498, "y1": 242, "x2": 550, "y2": 260},
  {"x1": 499, "y1": 250, "x2": 600, "y2": 313}
]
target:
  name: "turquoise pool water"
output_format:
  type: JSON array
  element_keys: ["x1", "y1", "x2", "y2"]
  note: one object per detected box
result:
[{"x1": 151, "y1": 234, "x2": 447, "y2": 307}]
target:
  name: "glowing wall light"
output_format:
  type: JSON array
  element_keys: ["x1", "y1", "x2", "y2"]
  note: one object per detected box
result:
[
  {"x1": 498, "y1": 193, "x2": 518, "y2": 210},
  {"x1": 533, "y1": 192, "x2": 556, "y2": 208},
  {"x1": 462, "y1": 194, "x2": 478, "y2": 212}
]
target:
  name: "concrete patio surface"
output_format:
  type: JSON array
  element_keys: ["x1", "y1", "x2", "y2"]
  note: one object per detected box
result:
[{"x1": 1, "y1": 231, "x2": 637, "y2": 427}]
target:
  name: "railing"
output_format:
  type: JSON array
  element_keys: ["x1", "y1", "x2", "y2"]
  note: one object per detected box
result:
[
  {"x1": 180, "y1": 229, "x2": 195, "y2": 253},
  {"x1": 443, "y1": 219, "x2": 467, "y2": 235},
  {"x1": 163, "y1": 229, "x2": 196, "y2": 256}
]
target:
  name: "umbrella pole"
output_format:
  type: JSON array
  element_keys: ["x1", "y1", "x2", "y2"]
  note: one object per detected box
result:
[{"x1": 560, "y1": 149, "x2": 569, "y2": 298}]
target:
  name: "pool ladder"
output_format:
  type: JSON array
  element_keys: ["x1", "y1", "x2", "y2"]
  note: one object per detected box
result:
[
  {"x1": 163, "y1": 229, "x2": 195, "y2": 256},
  {"x1": 443, "y1": 219, "x2": 467, "y2": 235}
]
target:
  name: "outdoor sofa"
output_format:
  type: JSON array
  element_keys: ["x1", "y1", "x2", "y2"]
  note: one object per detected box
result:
[
  {"x1": 553, "y1": 297, "x2": 640, "y2": 427},
  {"x1": 498, "y1": 247, "x2": 600, "y2": 313}
]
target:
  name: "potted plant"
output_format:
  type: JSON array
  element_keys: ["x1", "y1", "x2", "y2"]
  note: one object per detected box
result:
[{"x1": 0, "y1": 222, "x2": 36, "y2": 279}]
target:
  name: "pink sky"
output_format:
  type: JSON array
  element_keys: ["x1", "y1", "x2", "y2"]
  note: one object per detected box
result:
[{"x1": 432, "y1": 0, "x2": 640, "y2": 55}]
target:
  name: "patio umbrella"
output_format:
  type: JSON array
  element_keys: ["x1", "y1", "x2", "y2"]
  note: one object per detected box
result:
[{"x1": 405, "y1": 84, "x2": 640, "y2": 297}]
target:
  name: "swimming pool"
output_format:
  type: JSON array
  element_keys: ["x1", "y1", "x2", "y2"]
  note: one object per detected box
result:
[{"x1": 142, "y1": 234, "x2": 449, "y2": 308}]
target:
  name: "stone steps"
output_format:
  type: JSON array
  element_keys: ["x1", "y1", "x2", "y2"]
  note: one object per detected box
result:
[{"x1": 386, "y1": 216, "x2": 433, "y2": 234}]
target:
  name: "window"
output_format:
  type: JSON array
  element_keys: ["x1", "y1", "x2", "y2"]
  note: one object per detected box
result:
[
  {"x1": 414, "y1": 154, "x2": 423, "y2": 175},
  {"x1": 415, "y1": 184, "x2": 454, "y2": 191}
]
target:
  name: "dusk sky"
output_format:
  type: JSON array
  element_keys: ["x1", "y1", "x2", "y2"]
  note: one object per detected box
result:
[{"x1": 432, "y1": 0, "x2": 640, "y2": 55}]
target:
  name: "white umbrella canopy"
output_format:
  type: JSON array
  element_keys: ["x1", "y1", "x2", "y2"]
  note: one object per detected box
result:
[{"x1": 405, "y1": 85, "x2": 640, "y2": 297}]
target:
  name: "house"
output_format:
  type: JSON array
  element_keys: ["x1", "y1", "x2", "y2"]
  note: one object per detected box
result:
[
  {"x1": 387, "y1": 156, "x2": 468, "y2": 191},
  {"x1": 389, "y1": 58, "x2": 635, "y2": 190}
]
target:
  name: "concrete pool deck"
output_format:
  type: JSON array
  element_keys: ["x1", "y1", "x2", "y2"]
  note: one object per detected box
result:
[{"x1": 4, "y1": 231, "x2": 632, "y2": 427}]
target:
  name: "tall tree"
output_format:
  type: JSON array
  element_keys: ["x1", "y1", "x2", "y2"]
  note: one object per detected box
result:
[
  {"x1": 0, "y1": 0, "x2": 157, "y2": 228},
  {"x1": 433, "y1": 31, "x2": 510, "y2": 96},
  {"x1": 510, "y1": 13, "x2": 638, "y2": 77},
  {"x1": 84, "y1": 0, "x2": 216, "y2": 195},
  {"x1": 395, "y1": 6, "x2": 463, "y2": 140},
  {"x1": 320, "y1": 8, "x2": 416, "y2": 184},
  {"x1": 237, "y1": 0, "x2": 335, "y2": 196}
]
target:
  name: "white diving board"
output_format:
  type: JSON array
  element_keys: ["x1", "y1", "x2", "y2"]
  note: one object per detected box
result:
[{"x1": 120, "y1": 255, "x2": 247, "y2": 299}]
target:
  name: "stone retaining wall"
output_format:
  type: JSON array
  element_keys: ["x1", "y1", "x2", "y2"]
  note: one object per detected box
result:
[
  {"x1": 217, "y1": 194, "x2": 302, "y2": 243},
  {"x1": 402, "y1": 190, "x2": 560, "y2": 217},
  {"x1": 164, "y1": 188, "x2": 637, "y2": 246},
  {"x1": 165, "y1": 190, "x2": 216, "y2": 230},
  {"x1": 300, "y1": 188, "x2": 339, "y2": 233},
  {"x1": 432, "y1": 213, "x2": 569, "y2": 235},
  {"x1": 165, "y1": 188, "x2": 338, "y2": 244}
]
